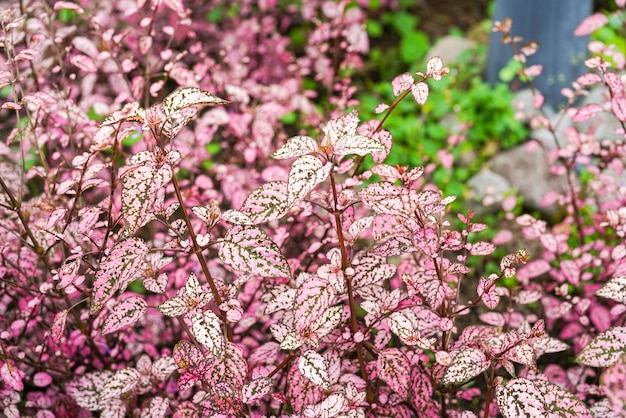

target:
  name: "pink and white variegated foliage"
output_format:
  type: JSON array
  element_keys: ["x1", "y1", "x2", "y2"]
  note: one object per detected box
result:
[{"x1": 1, "y1": 0, "x2": 626, "y2": 417}]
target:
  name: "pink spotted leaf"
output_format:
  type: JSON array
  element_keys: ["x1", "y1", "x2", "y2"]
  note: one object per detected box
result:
[
  {"x1": 140, "y1": 397, "x2": 169, "y2": 418},
  {"x1": 286, "y1": 155, "x2": 331, "y2": 206},
  {"x1": 533, "y1": 379, "x2": 593, "y2": 417},
  {"x1": 611, "y1": 96, "x2": 626, "y2": 121},
  {"x1": 478, "y1": 276, "x2": 500, "y2": 309},
  {"x1": 191, "y1": 201, "x2": 221, "y2": 228},
  {"x1": 242, "y1": 377, "x2": 273, "y2": 404},
  {"x1": 576, "y1": 326, "x2": 626, "y2": 367},
  {"x1": 221, "y1": 209, "x2": 255, "y2": 225},
  {"x1": 262, "y1": 285, "x2": 296, "y2": 314},
  {"x1": 411, "y1": 82, "x2": 429, "y2": 105},
  {"x1": 121, "y1": 160, "x2": 167, "y2": 237},
  {"x1": 152, "y1": 357, "x2": 177, "y2": 381},
  {"x1": 295, "y1": 277, "x2": 336, "y2": 333},
  {"x1": 90, "y1": 238, "x2": 148, "y2": 315},
  {"x1": 101, "y1": 367, "x2": 140, "y2": 400},
  {"x1": 50, "y1": 309, "x2": 69, "y2": 343},
  {"x1": 309, "y1": 305, "x2": 343, "y2": 341},
  {"x1": 173, "y1": 341, "x2": 213, "y2": 391},
  {"x1": 392, "y1": 73, "x2": 414, "y2": 96},
  {"x1": 604, "y1": 72, "x2": 625, "y2": 96},
  {"x1": 240, "y1": 181, "x2": 289, "y2": 224},
  {"x1": 191, "y1": 310, "x2": 224, "y2": 357},
  {"x1": 388, "y1": 310, "x2": 421, "y2": 345},
  {"x1": 496, "y1": 378, "x2": 546, "y2": 417},
  {"x1": 66, "y1": 371, "x2": 113, "y2": 411},
  {"x1": 441, "y1": 348, "x2": 489, "y2": 385},
  {"x1": 359, "y1": 181, "x2": 415, "y2": 216},
  {"x1": 596, "y1": 275, "x2": 626, "y2": 302},
  {"x1": 377, "y1": 348, "x2": 410, "y2": 398},
  {"x1": 287, "y1": 364, "x2": 325, "y2": 414},
  {"x1": 573, "y1": 12, "x2": 609, "y2": 36},
  {"x1": 102, "y1": 296, "x2": 147, "y2": 335},
  {"x1": 333, "y1": 132, "x2": 385, "y2": 157},
  {"x1": 298, "y1": 350, "x2": 331, "y2": 390},
  {"x1": 352, "y1": 254, "x2": 396, "y2": 290},
  {"x1": 415, "y1": 271, "x2": 447, "y2": 309},
  {"x1": 303, "y1": 393, "x2": 347, "y2": 417},
  {"x1": 271, "y1": 135, "x2": 319, "y2": 159},
  {"x1": 219, "y1": 225, "x2": 290, "y2": 278},
  {"x1": 0, "y1": 361, "x2": 25, "y2": 392},
  {"x1": 572, "y1": 103, "x2": 603, "y2": 122}
]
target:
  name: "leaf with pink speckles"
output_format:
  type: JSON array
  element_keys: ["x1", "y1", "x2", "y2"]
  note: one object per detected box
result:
[
  {"x1": 219, "y1": 225, "x2": 290, "y2": 278},
  {"x1": 576, "y1": 326, "x2": 626, "y2": 367},
  {"x1": 90, "y1": 238, "x2": 148, "y2": 315}
]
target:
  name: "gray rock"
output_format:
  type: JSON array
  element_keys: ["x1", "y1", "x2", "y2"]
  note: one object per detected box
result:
[
  {"x1": 489, "y1": 143, "x2": 568, "y2": 216},
  {"x1": 429, "y1": 36, "x2": 477, "y2": 64},
  {"x1": 466, "y1": 168, "x2": 513, "y2": 216}
]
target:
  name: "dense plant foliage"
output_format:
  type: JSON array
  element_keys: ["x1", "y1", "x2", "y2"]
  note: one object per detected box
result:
[{"x1": 1, "y1": 0, "x2": 626, "y2": 417}]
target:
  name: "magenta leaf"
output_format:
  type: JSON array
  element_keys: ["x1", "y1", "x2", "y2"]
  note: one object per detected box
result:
[
  {"x1": 595, "y1": 275, "x2": 626, "y2": 302},
  {"x1": 219, "y1": 225, "x2": 290, "y2": 278},
  {"x1": 441, "y1": 348, "x2": 489, "y2": 385},
  {"x1": 298, "y1": 350, "x2": 331, "y2": 390},
  {"x1": 496, "y1": 378, "x2": 546, "y2": 417},
  {"x1": 101, "y1": 367, "x2": 140, "y2": 399},
  {"x1": 102, "y1": 296, "x2": 147, "y2": 335},
  {"x1": 576, "y1": 326, "x2": 626, "y2": 367},
  {"x1": 90, "y1": 238, "x2": 148, "y2": 315},
  {"x1": 377, "y1": 348, "x2": 410, "y2": 398},
  {"x1": 240, "y1": 181, "x2": 289, "y2": 224},
  {"x1": 534, "y1": 379, "x2": 593, "y2": 417},
  {"x1": 287, "y1": 155, "x2": 331, "y2": 206},
  {"x1": 67, "y1": 371, "x2": 113, "y2": 411},
  {"x1": 271, "y1": 135, "x2": 319, "y2": 159},
  {"x1": 191, "y1": 310, "x2": 224, "y2": 357},
  {"x1": 241, "y1": 377, "x2": 273, "y2": 404}
]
